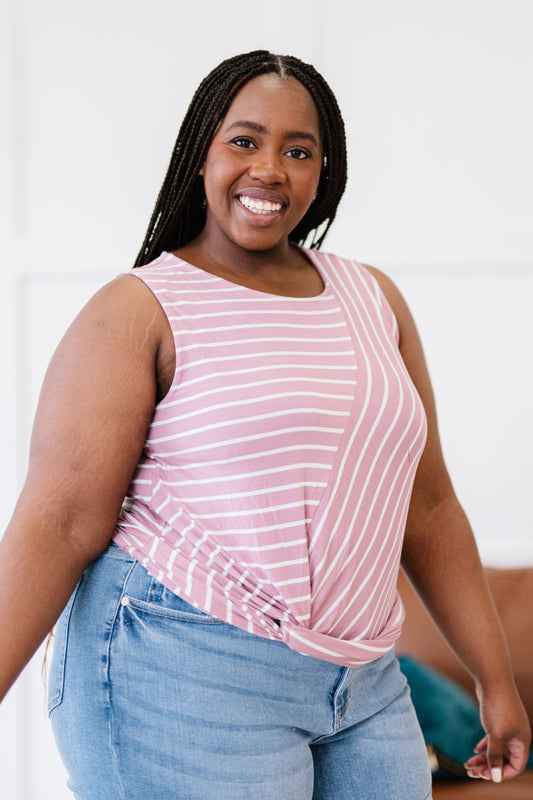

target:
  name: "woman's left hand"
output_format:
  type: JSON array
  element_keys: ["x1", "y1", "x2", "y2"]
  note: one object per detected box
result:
[{"x1": 464, "y1": 684, "x2": 531, "y2": 782}]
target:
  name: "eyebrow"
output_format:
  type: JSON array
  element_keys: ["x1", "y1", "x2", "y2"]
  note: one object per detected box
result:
[{"x1": 225, "y1": 120, "x2": 320, "y2": 147}]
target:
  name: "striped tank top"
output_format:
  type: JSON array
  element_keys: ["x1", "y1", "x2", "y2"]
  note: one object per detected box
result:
[{"x1": 113, "y1": 249, "x2": 427, "y2": 666}]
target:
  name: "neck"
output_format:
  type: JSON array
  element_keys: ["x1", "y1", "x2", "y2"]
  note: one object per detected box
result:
[
  {"x1": 174, "y1": 232, "x2": 323, "y2": 299},
  {"x1": 184, "y1": 227, "x2": 295, "y2": 277}
]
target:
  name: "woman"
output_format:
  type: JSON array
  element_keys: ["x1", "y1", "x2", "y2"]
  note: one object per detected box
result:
[{"x1": 0, "y1": 50, "x2": 529, "y2": 799}]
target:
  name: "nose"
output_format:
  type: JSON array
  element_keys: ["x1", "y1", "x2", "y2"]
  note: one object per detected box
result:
[{"x1": 247, "y1": 148, "x2": 286, "y2": 184}]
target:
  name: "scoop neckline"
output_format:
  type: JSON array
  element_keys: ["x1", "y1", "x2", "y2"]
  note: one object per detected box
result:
[{"x1": 161, "y1": 248, "x2": 330, "y2": 301}]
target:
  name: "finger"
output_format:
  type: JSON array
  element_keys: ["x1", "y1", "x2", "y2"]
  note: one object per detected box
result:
[
  {"x1": 465, "y1": 762, "x2": 491, "y2": 781},
  {"x1": 464, "y1": 753, "x2": 487, "y2": 769},
  {"x1": 490, "y1": 766, "x2": 503, "y2": 783},
  {"x1": 487, "y1": 746, "x2": 504, "y2": 783},
  {"x1": 502, "y1": 761, "x2": 523, "y2": 781},
  {"x1": 464, "y1": 751, "x2": 491, "y2": 781}
]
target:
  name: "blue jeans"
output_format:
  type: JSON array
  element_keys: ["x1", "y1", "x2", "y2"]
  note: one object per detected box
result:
[{"x1": 48, "y1": 545, "x2": 432, "y2": 800}]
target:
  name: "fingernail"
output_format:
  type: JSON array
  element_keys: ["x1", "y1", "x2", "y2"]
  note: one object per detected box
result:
[{"x1": 491, "y1": 767, "x2": 502, "y2": 783}]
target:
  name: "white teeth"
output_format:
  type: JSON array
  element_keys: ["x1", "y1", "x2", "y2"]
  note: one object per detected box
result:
[{"x1": 238, "y1": 196, "x2": 283, "y2": 214}]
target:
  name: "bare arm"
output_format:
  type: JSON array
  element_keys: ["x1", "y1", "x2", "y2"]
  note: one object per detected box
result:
[
  {"x1": 368, "y1": 265, "x2": 531, "y2": 782},
  {"x1": 0, "y1": 275, "x2": 173, "y2": 701}
]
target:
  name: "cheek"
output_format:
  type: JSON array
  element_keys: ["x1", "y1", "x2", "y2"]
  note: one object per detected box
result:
[
  {"x1": 294, "y1": 169, "x2": 322, "y2": 205},
  {"x1": 202, "y1": 140, "x2": 236, "y2": 179},
  {"x1": 202, "y1": 155, "x2": 235, "y2": 200}
]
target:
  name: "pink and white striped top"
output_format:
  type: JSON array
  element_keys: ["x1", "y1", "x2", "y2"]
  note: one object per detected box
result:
[{"x1": 113, "y1": 249, "x2": 427, "y2": 667}]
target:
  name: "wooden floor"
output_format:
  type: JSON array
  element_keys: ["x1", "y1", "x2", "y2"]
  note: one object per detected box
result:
[{"x1": 433, "y1": 772, "x2": 533, "y2": 799}]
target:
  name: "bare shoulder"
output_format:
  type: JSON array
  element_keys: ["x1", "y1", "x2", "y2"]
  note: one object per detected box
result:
[
  {"x1": 75, "y1": 273, "x2": 168, "y2": 339},
  {"x1": 65, "y1": 273, "x2": 174, "y2": 395},
  {"x1": 32, "y1": 272, "x2": 175, "y2": 452}
]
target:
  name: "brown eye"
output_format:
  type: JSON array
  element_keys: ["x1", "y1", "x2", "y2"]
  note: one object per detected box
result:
[
  {"x1": 232, "y1": 138, "x2": 256, "y2": 149},
  {"x1": 286, "y1": 147, "x2": 312, "y2": 160}
]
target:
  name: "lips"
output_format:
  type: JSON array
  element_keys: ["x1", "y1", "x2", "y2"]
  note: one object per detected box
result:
[
  {"x1": 235, "y1": 186, "x2": 287, "y2": 218},
  {"x1": 237, "y1": 195, "x2": 283, "y2": 215}
]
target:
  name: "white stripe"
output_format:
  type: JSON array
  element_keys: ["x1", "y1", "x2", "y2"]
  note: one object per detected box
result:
[
  {"x1": 161, "y1": 462, "x2": 336, "y2": 487},
  {"x1": 157, "y1": 293, "x2": 328, "y2": 306},
  {"x1": 241, "y1": 556, "x2": 309, "y2": 570},
  {"x1": 173, "y1": 320, "x2": 349, "y2": 335},
  {"x1": 178, "y1": 335, "x2": 353, "y2": 353},
  {"x1": 202, "y1": 518, "x2": 312, "y2": 536},
  {"x1": 172, "y1": 348, "x2": 357, "y2": 372},
  {"x1": 274, "y1": 575, "x2": 310, "y2": 588},
  {"x1": 224, "y1": 538, "x2": 307, "y2": 553},
  {"x1": 196, "y1": 499, "x2": 320, "y2": 520},
  {"x1": 184, "y1": 481, "x2": 324, "y2": 503},
  {"x1": 166, "y1": 362, "x2": 357, "y2": 395},
  {"x1": 155, "y1": 443, "x2": 338, "y2": 470},
  {"x1": 286, "y1": 627, "x2": 390, "y2": 658},
  {"x1": 150, "y1": 391, "x2": 355, "y2": 429},
  {"x1": 160, "y1": 376, "x2": 357, "y2": 411},
  {"x1": 148, "y1": 409, "x2": 349, "y2": 445},
  {"x1": 166, "y1": 305, "x2": 341, "y2": 320},
  {"x1": 160, "y1": 426, "x2": 345, "y2": 457}
]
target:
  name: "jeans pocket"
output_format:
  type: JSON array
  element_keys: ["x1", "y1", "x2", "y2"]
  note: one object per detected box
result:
[
  {"x1": 121, "y1": 569, "x2": 224, "y2": 625},
  {"x1": 47, "y1": 579, "x2": 83, "y2": 715}
]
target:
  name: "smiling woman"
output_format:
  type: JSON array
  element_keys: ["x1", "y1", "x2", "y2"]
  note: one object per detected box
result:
[
  {"x1": 181, "y1": 73, "x2": 325, "y2": 295},
  {"x1": 133, "y1": 52, "x2": 347, "y2": 265},
  {"x1": 0, "y1": 50, "x2": 530, "y2": 800}
]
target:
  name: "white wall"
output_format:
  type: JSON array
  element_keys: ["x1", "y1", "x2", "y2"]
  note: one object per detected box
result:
[{"x1": 1, "y1": 1, "x2": 532, "y2": 797}]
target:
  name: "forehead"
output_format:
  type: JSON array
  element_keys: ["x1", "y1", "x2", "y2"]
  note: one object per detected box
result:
[{"x1": 221, "y1": 74, "x2": 321, "y2": 138}]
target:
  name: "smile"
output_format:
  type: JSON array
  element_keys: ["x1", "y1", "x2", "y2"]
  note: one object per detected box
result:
[{"x1": 237, "y1": 195, "x2": 283, "y2": 215}]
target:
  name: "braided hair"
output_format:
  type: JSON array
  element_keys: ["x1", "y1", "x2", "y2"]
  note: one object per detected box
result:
[{"x1": 134, "y1": 51, "x2": 347, "y2": 267}]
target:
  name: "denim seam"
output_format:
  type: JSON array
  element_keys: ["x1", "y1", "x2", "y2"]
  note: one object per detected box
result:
[
  {"x1": 47, "y1": 577, "x2": 84, "y2": 715},
  {"x1": 122, "y1": 595, "x2": 225, "y2": 624},
  {"x1": 332, "y1": 666, "x2": 351, "y2": 733},
  {"x1": 106, "y1": 559, "x2": 137, "y2": 800}
]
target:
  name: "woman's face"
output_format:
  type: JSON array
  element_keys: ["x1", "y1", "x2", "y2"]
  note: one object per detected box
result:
[{"x1": 199, "y1": 73, "x2": 323, "y2": 257}]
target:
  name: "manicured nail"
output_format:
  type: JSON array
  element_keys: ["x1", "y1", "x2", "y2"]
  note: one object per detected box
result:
[{"x1": 491, "y1": 767, "x2": 502, "y2": 783}]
